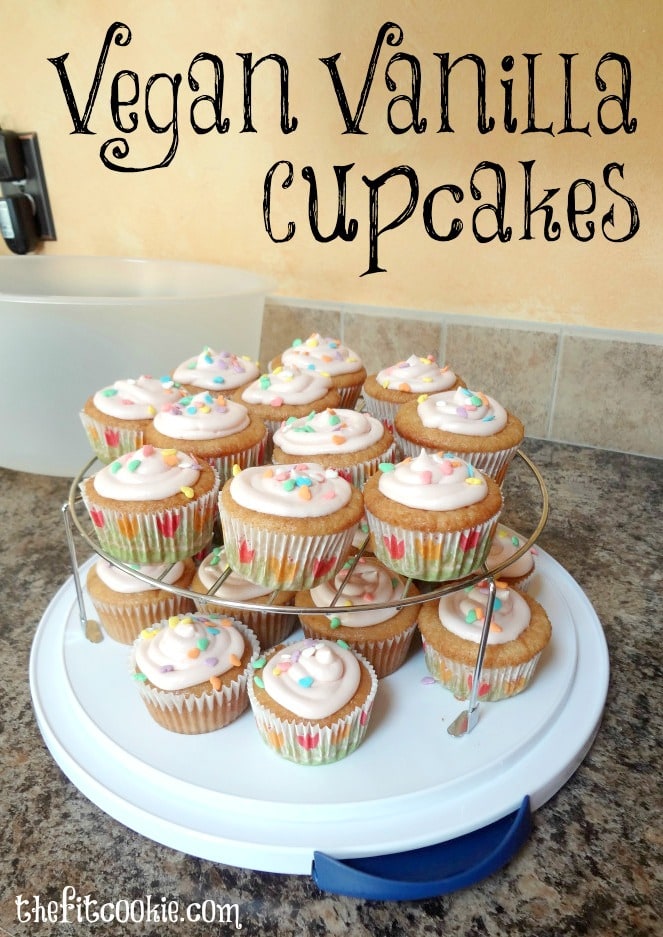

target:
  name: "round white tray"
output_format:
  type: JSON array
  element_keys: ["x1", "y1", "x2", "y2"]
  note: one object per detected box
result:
[{"x1": 29, "y1": 549, "x2": 608, "y2": 876}]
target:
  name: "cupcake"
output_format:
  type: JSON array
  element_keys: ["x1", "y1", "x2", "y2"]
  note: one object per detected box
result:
[
  {"x1": 86, "y1": 556, "x2": 196, "y2": 644},
  {"x1": 247, "y1": 637, "x2": 378, "y2": 764},
  {"x1": 394, "y1": 387, "x2": 525, "y2": 485},
  {"x1": 271, "y1": 407, "x2": 396, "y2": 488},
  {"x1": 363, "y1": 450, "x2": 502, "y2": 582},
  {"x1": 80, "y1": 375, "x2": 185, "y2": 464},
  {"x1": 295, "y1": 555, "x2": 420, "y2": 677},
  {"x1": 144, "y1": 391, "x2": 267, "y2": 486},
  {"x1": 190, "y1": 545, "x2": 298, "y2": 649},
  {"x1": 218, "y1": 462, "x2": 364, "y2": 591},
  {"x1": 418, "y1": 580, "x2": 552, "y2": 702},
  {"x1": 79, "y1": 444, "x2": 220, "y2": 564},
  {"x1": 486, "y1": 524, "x2": 537, "y2": 591},
  {"x1": 362, "y1": 354, "x2": 464, "y2": 436},
  {"x1": 131, "y1": 612, "x2": 260, "y2": 734},
  {"x1": 270, "y1": 333, "x2": 367, "y2": 408},
  {"x1": 172, "y1": 347, "x2": 260, "y2": 397}
]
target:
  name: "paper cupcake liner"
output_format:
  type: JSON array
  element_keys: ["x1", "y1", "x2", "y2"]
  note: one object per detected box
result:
[
  {"x1": 191, "y1": 598, "x2": 298, "y2": 650},
  {"x1": 90, "y1": 593, "x2": 196, "y2": 645},
  {"x1": 247, "y1": 652, "x2": 378, "y2": 764},
  {"x1": 336, "y1": 382, "x2": 364, "y2": 409},
  {"x1": 79, "y1": 412, "x2": 145, "y2": 464},
  {"x1": 360, "y1": 395, "x2": 399, "y2": 437},
  {"x1": 396, "y1": 436, "x2": 519, "y2": 486},
  {"x1": 421, "y1": 640, "x2": 544, "y2": 702},
  {"x1": 299, "y1": 619, "x2": 418, "y2": 678},
  {"x1": 221, "y1": 517, "x2": 357, "y2": 591},
  {"x1": 130, "y1": 620, "x2": 260, "y2": 734},
  {"x1": 81, "y1": 479, "x2": 220, "y2": 564},
  {"x1": 365, "y1": 511, "x2": 500, "y2": 582},
  {"x1": 205, "y1": 434, "x2": 267, "y2": 487}
]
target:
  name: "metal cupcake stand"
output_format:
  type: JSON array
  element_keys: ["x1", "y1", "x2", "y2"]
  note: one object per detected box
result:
[{"x1": 30, "y1": 451, "x2": 609, "y2": 899}]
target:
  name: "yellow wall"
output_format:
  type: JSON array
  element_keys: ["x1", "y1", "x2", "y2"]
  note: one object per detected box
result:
[{"x1": 1, "y1": 0, "x2": 660, "y2": 332}]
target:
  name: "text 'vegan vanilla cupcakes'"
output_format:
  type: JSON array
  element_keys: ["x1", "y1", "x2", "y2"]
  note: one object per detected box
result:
[
  {"x1": 80, "y1": 445, "x2": 219, "y2": 564},
  {"x1": 248, "y1": 637, "x2": 378, "y2": 764},
  {"x1": 363, "y1": 450, "x2": 502, "y2": 581},
  {"x1": 270, "y1": 333, "x2": 366, "y2": 408},
  {"x1": 395, "y1": 387, "x2": 524, "y2": 485},
  {"x1": 418, "y1": 581, "x2": 551, "y2": 702},
  {"x1": 218, "y1": 462, "x2": 364, "y2": 591},
  {"x1": 131, "y1": 612, "x2": 260, "y2": 734}
]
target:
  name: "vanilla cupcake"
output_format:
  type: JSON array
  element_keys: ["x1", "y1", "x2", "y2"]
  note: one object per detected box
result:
[
  {"x1": 362, "y1": 354, "x2": 464, "y2": 436},
  {"x1": 270, "y1": 333, "x2": 366, "y2": 408},
  {"x1": 172, "y1": 347, "x2": 260, "y2": 396},
  {"x1": 131, "y1": 612, "x2": 260, "y2": 733},
  {"x1": 395, "y1": 387, "x2": 524, "y2": 485},
  {"x1": 363, "y1": 450, "x2": 502, "y2": 582},
  {"x1": 144, "y1": 391, "x2": 267, "y2": 486},
  {"x1": 248, "y1": 637, "x2": 378, "y2": 764},
  {"x1": 218, "y1": 462, "x2": 364, "y2": 591},
  {"x1": 271, "y1": 407, "x2": 395, "y2": 488},
  {"x1": 486, "y1": 524, "x2": 537, "y2": 591},
  {"x1": 80, "y1": 375, "x2": 185, "y2": 463},
  {"x1": 86, "y1": 557, "x2": 196, "y2": 644},
  {"x1": 79, "y1": 445, "x2": 219, "y2": 564},
  {"x1": 418, "y1": 581, "x2": 552, "y2": 701},
  {"x1": 190, "y1": 546, "x2": 297, "y2": 649},
  {"x1": 232, "y1": 364, "x2": 341, "y2": 458},
  {"x1": 296, "y1": 555, "x2": 420, "y2": 677}
]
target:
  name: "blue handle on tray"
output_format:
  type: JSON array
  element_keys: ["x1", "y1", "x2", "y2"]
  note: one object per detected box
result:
[{"x1": 312, "y1": 795, "x2": 531, "y2": 901}]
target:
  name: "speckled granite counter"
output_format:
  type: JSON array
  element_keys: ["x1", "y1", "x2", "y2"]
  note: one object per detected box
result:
[{"x1": 1, "y1": 439, "x2": 660, "y2": 937}]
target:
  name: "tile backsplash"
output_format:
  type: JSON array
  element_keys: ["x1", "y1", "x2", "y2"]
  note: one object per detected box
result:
[{"x1": 259, "y1": 299, "x2": 662, "y2": 459}]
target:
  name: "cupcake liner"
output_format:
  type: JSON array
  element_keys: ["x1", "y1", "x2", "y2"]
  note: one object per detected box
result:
[
  {"x1": 360, "y1": 395, "x2": 399, "y2": 438},
  {"x1": 421, "y1": 639, "x2": 544, "y2": 702},
  {"x1": 396, "y1": 436, "x2": 519, "y2": 486},
  {"x1": 365, "y1": 510, "x2": 499, "y2": 582},
  {"x1": 205, "y1": 434, "x2": 267, "y2": 487},
  {"x1": 90, "y1": 593, "x2": 195, "y2": 645},
  {"x1": 79, "y1": 411, "x2": 145, "y2": 464},
  {"x1": 336, "y1": 382, "x2": 364, "y2": 409},
  {"x1": 221, "y1": 517, "x2": 358, "y2": 591},
  {"x1": 299, "y1": 618, "x2": 418, "y2": 678},
  {"x1": 247, "y1": 652, "x2": 378, "y2": 764},
  {"x1": 81, "y1": 479, "x2": 220, "y2": 564},
  {"x1": 130, "y1": 620, "x2": 260, "y2": 734}
]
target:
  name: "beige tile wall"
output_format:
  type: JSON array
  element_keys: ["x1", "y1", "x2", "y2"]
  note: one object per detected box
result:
[{"x1": 259, "y1": 300, "x2": 663, "y2": 459}]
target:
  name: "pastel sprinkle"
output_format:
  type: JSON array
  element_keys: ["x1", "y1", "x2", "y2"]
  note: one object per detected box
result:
[
  {"x1": 229, "y1": 654, "x2": 242, "y2": 668},
  {"x1": 379, "y1": 462, "x2": 395, "y2": 472},
  {"x1": 336, "y1": 639, "x2": 350, "y2": 650},
  {"x1": 330, "y1": 617, "x2": 341, "y2": 629},
  {"x1": 181, "y1": 486, "x2": 194, "y2": 498},
  {"x1": 252, "y1": 657, "x2": 267, "y2": 670},
  {"x1": 210, "y1": 675, "x2": 222, "y2": 691},
  {"x1": 232, "y1": 464, "x2": 242, "y2": 476},
  {"x1": 465, "y1": 477, "x2": 483, "y2": 485},
  {"x1": 127, "y1": 459, "x2": 141, "y2": 472},
  {"x1": 298, "y1": 676, "x2": 314, "y2": 688},
  {"x1": 197, "y1": 637, "x2": 210, "y2": 651},
  {"x1": 206, "y1": 626, "x2": 220, "y2": 634},
  {"x1": 187, "y1": 648, "x2": 201, "y2": 659},
  {"x1": 205, "y1": 657, "x2": 218, "y2": 666},
  {"x1": 133, "y1": 672, "x2": 147, "y2": 682},
  {"x1": 298, "y1": 486, "x2": 312, "y2": 501}
]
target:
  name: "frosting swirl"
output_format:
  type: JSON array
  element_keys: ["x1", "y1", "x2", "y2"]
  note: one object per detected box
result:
[
  {"x1": 376, "y1": 354, "x2": 458, "y2": 393},
  {"x1": 195, "y1": 547, "x2": 273, "y2": 600},
  {"x1": 309, "y1": 557, "x2": 408, "y2": 628},
  {"x1": 93, "y1": 445, "x2": 201, "y2": 501},
  {"x1": 173, "y1": 348, "x2": 260, "y2": 390},
  {"x1": 134, "y1": 612, "x2": 246, "y2": 690},
  {"x1": 437, "y1": 580, "x2": 531, "y2": 645},
  {"x1": 239, "y1": 365, "x2": 332, "y2": 406},
  {"x1": 152, "y1": 391, "x2": 250, "y2": 440},
  {"x1": 94, "y1": 558, "x2": 186, "y2": 593},
  {"x1": 377, "y1": 450, "x2": 488, "y2": 511},
  {"x1": 417, "y1": 387, "x2": 508, "y2": 436},
  {"x1": 228, "y1": 462, "x2": 353, "y2": 518},
  {"x1": 92, "y1": 376, "x2": 183, "y2": 420},
  {"x1": 273, "y1": 408, "x2": 385, "y2": 455},
  {"x1": 260, "y1": 638, "x2": 360, "y2": 719},
  {"x1": 280, "y1": 333, "x2": 363, "y2": 376},
  {"x1": 487, "y1": 525, "x2": 535, "y2": 578}
]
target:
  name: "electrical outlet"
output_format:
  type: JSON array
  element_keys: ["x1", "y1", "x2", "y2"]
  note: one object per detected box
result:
[{"x1": 0, "y1": 133, "x2": 56, "y2": 241}]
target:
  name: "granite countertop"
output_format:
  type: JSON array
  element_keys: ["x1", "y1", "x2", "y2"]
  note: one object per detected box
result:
[{"x1": 0, "y1": 439, "x2": 660, "y2": 937}]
